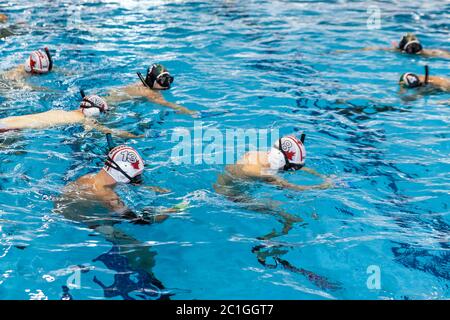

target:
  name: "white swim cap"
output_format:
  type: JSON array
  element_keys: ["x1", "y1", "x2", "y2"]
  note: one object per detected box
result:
[
  {"x1": 24, "y1": 48, "x2": 52, "y2": 74},
  {"x1": 268, "y1": 135, "x2": 306, "y2": 171},
  {"x1": 103, "y1": 145, "x2": 145, "y2": 184},
  {"x1": 80, "y1": 94, "x2": 109, "y2": 117}
]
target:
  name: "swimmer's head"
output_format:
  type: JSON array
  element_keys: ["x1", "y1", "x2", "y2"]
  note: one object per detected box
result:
[
  {"x1": 103, "y1": 145, "x2": 145, "y2": 184},
  {"x1": 79, "y1": 90, "x2": 109, "y2": 117},
  {"x1": 268, "y1": 134, "x2": 306, "y2": 171},
  {"x1": 24, "y1": 48, "x2": 53, "y2": 74},
  {"x1": 399, "y1": 73, "x2": 421, "y2": 88},
  {"x1": 399, "y1": 66, "x2": 429, "y2": 88},
  {"x1": 398, "y1": 33, "x2": 423, "y2": 54},
  {"x1": 137, "y1": 64, "x2": 174, "y2": 90}
]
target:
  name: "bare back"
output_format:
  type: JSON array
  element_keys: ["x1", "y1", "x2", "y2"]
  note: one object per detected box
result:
[{"x1": 0, "y1": 109, "x2": 85, "y2": 130}]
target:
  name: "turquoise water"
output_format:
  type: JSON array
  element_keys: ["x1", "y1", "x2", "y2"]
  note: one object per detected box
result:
[{"x1": 0, "y1": 0, "x2": 449, "y2": 300}]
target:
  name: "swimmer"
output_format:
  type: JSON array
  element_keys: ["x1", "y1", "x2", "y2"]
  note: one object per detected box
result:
[
  {"x1": 1, "y1": 47, "x2": 54, "y2": 89},
  {"x1": 106, "y1": 63, "x2": 197, "y2": 116},
  {"x1": 54, "y1": 140, "x2": 187, "y2": 300},
  {"x1": 214, "y1": 134, "x2": 333, "y2": 240},
  {"x1": 56, "y1": 139, "x2": 186, "y2": 228},
  {"x1": 338, "y1": 33, "x2": 450, "y2": 59},
  {"x1": 399, "y1": 65, "x2": 450, "y2": 93},
  {"x1": 0, "y1": 90, "x2": 140, "y2": 138}
]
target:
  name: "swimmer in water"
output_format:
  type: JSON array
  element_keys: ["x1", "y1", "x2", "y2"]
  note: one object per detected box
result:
[
  {"x1": 106, "y1": 63, "x2": 197, "y2": 116},
  {"x1": 54, "y1": 140, "x2": 187, "y2": 299},
  {"x1": 214, "y1": 134, "x2": 333, "y2": 240},
  {"x1": 399, "y1": 65, "x2": 450, "y2": 93},
  {"x1": 1, "y1": 47, "x2": 54, "y2": 89},
  {"x1": 0, "y1": 90, "x2": 140, "y2": 138},
  {"x1": 338, "y1": 33, "x2": 450, "y2": 59}
]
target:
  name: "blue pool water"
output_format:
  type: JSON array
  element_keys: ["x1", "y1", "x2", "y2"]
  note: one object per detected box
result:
[{"x1": 0, "y1": 0, "x2": 449, "y2": 300}]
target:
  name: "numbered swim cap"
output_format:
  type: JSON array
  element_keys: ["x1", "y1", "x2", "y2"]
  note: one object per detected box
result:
[
  {"x1": 103, "y1": 145, "x2": 145, "y2": 184},
  {"x1": 137, "y1": 63, "x2": 174, "y2": 90},
  {"x1": 398, "y1": 33, "x2": 423, "y2": 54},
  {"x1": 79, "y1": 90, "x2": 109, "y2": 117},
  {"x1": 399, "y1": 66, "x2": 429, "y2": 88},
  {"x1": 268, "y1": 134, "x2": 306, "y2": 171},
  {"x1": 24, "y1": 48, "x2": 53, "y2": 74}
]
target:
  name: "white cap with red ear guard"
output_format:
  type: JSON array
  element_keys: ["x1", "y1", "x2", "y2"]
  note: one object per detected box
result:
[
  {"x1": 80, "y1": 94, "x2": 109, "y2": 117},
  {"x1": 103, "y1": 145, "x2": 145, "y2": 184},
  {"x1": 24, "y1": 49, "x2": 52, "y2": 74},
  {"x1": 268, "y1": 135, "x2": 306, "y2": 171}
]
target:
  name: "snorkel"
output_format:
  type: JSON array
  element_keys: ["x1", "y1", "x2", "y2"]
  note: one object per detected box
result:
[
  {"x1": 44, "y1": 47, "x2": 53, "y2": 72},
  {"x1": 137, "y1": 64, "x2": 174, "y2": 90}
]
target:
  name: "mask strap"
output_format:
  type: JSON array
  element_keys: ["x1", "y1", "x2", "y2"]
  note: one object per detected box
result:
[
  {"x1": 44, "y1": 47, "x2": 53, "y2": 71},
  {"x1": 105, "y1": 156, "x2": 140, "y2": 183}
]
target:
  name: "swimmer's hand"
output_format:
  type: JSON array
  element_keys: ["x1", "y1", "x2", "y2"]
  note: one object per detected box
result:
[
  {"x1": 143, "y1": 186, "x2": 171, "y2": 194},
  {"x1": 164, "y1": 201, "x2": 190, "y2": 213}
]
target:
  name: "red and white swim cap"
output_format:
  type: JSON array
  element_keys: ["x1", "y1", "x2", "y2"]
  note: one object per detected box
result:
[
  {"x1": 268, "y1": 135, "x2": 306, "y2": 171},
  {"x1": 103, "y1": 145, "x2": 145, "y2": 184},
  {"x1": 24, "y1": 48, "x2": 52, "y2": 74},
  {"x1": 80, "y1": 95, "x2": 109, "y2": 117}
]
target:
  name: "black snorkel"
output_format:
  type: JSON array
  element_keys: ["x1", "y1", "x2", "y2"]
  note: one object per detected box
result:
[
  {"x1": 44, "y1": 47, "x2": 53, "y2": 72},
  {"x1": 137, "y1": 67, "x2": 152, "y2": 89},
  {"x1": 424, "y1": 65, "x2": 429, "y2": 86},
  {"x1": 106, "y1": 133, "x2": 115, "y2": 152},
  {"x1": 104, "y1": 134, "x2": 143, "y2": 185}
]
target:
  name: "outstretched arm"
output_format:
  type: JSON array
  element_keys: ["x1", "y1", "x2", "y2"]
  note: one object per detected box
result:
[
  {"x1": 421, "y1": 49, "x2": 450, "y2": 59},
  {"x1": 148, "y1": 93, "x2": 198, "y2": 116},
  {"x1": 264, "y1": 170, "x2": 333, "y2": 191},
  {"x1": 83, "y1": 119, "x2": 143, "y2": 139}
]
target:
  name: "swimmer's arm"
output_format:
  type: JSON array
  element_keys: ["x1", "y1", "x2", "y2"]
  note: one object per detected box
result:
[
  {"x1": 142, "y1": 185, "x2": 171, "y2": 194},
  {"x1": 264, "y1": 175, "x2": 333, "y2": 191},
  {"x1": 146, "y1": 92, "x2": 198, "y2": 116},
  {"x1": 83, "y1": 119, "x2": 143, "y2": 139},
  {"x1": 334, "y1": 46, "x2": 395, "y2": 53},
  {"x1": 101, "y1": 190, "x2": 167, "y2": 224},
  {"x1": 420, "y1": 49, "x2": 450, "y2": 59}
]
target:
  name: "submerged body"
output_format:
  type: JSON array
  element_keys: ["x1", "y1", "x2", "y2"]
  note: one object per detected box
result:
[{"x1": 107, "y1": 82, "x2": 196, "y2": 116}]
